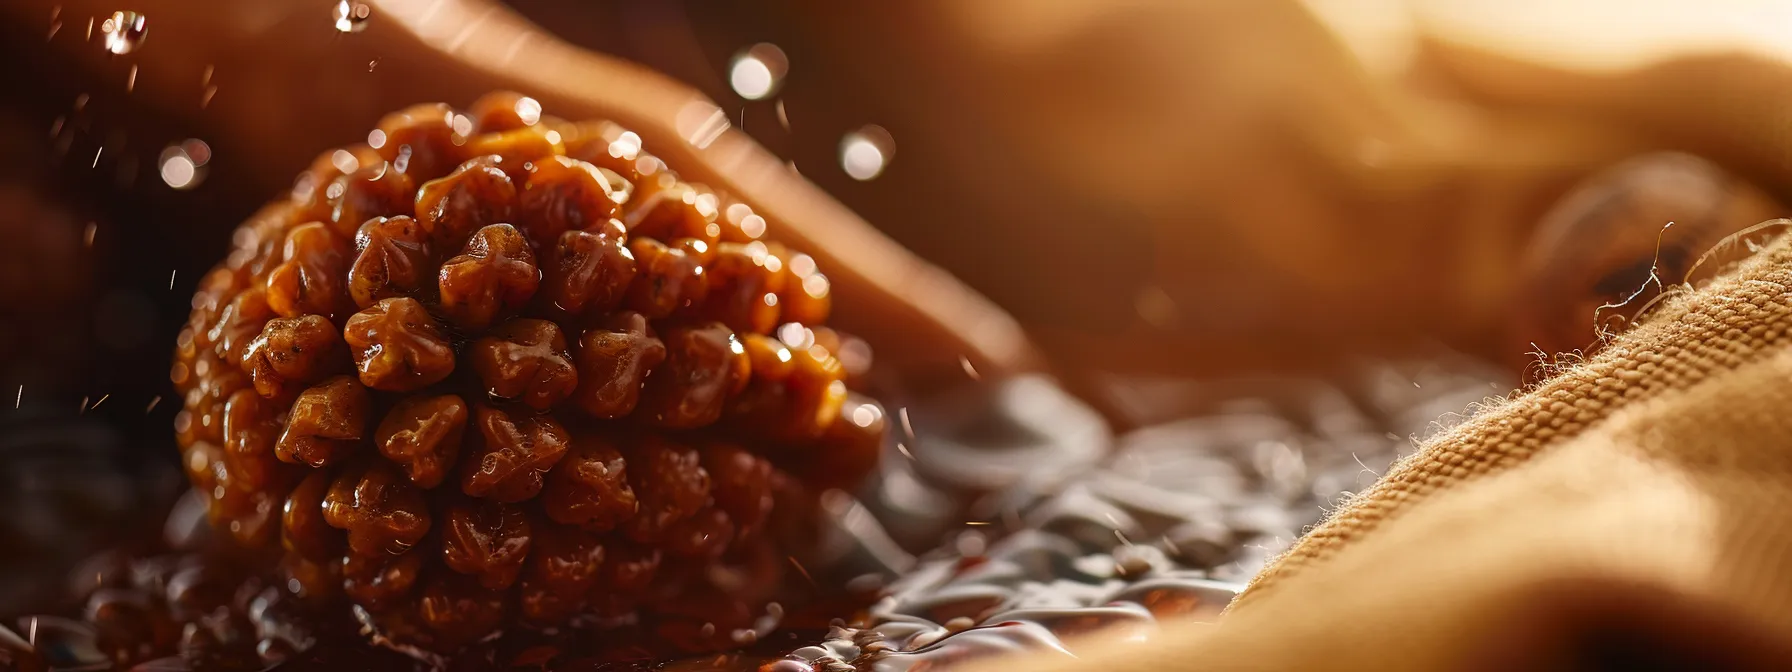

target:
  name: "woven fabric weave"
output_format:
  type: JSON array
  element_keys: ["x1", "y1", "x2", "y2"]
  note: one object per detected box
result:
[{"x1": 968, "y1": 234, "x2": 1792, "y2": 670}]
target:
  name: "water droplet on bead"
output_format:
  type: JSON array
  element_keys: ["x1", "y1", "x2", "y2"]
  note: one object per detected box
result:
[
  {"x1": 740, "y1": 214, "x2": 767, "y2": 238},
  {"x1": 744, "y1": 240, "x2": 770, "y2": 262},
  {"x1": 802, "y1": 273, "x2": 829, "y2": 299},
  {"x1": 778, "y1": 323, "x2": 814, "y2": 350},
  {"x1": 100, "y1": 11, "x2": 146, "y2": 55},
  {"x1": 729, "y1": 43, "x2": 788, "y2": 101},
  {"x1": 332, "y1": 1, "x2": 371, "y2": 33},
  {"x1": 850, "y1": 403, "x2": 882, "y2": 429},
  {"x1": 514, "y1": 96, "x2": 542, "y2": 126},
  {"x1": 788, "y1": 253, "x2": 817, "y2": 278},
  {"x1": 330, "y1": 149, "x2": 359, "y2": 173},
  {"x1": 840, "y1": 125, "x2": 894, "y2": 181},
  {"x1": 608, "y1": 131, "x2": 642, "y2": 160}
]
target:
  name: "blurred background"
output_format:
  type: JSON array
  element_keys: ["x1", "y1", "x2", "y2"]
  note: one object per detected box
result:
[{"x1": 2, "y1": 0, "x2": 1791, "y2": 640}]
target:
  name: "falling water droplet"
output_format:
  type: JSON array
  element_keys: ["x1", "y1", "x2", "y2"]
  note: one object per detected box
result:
[
  {"x1": 729, "y1": 43, "x2": 788, "y2": 101},
  {"x1": 159, "y1": 143, "x2": 205, "y2": 190},
  {"x1": 332, "y1": 1, "x2": 371, "y2": 33},
  {"x1": 839, "y1": 125, "x2": 894, "y2": 181},
  {"x1": 100, "y1": 11, "x2": 146, "y2": 54},
  {"x1": 514, "y1": 97, "x2": 542, "y2": 126}
]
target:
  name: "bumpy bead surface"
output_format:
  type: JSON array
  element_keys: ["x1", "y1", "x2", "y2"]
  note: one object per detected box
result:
[
  {"x1": 240, "y1": 315, "x2": 342, "y2": 400},
  {"x1": 169, "y1": 94, "x2": 885, "y2": 656},
  {"x1": 323, "y1": 461, "x2": 432, "y2": 557},
  {"x1": 348, "y1": 216, "x2": 432, "y2": 309},
  {"x1": 468, "y1": 319, "x2": 577, "y2": 410},
  {"x1": 276, "y1": 375, "x2": 370, "y2": 468},
  {"x1": 541, "y1": 435, "x2": 638, "y2": 532},
  {"x1": 518, "y1": 156, "x2": 623, "y2": 247},
  {"x1": 375, "y1": 394, "x2": 467, "y2": 489},
  {"x1": 328, "y1": 162, "x2": 415, "y2": 240},
  {"x1": 414, "y1": 156, "x2": 517, "y2": 253},
  {"x1": 266, "y1": 222, "x2": 354, "y2": 322},
  {"x1": 624, "y1": 238, "x2": 707, "y2": 318},
  {"x1": 638, "y1": 322, "x2": 748, "y2": 429},
  {"x1": 343, "y1": 297, "x2": 456, "y2": 392},
  {"x1": 539, "y1": 222, "x2": 636, "y2": 319},
  {"x1": 461, "y1": 405, "x2": 570, "y2": 502},
  {"x1": 373, "y1": 103, "x2": 462, "y2": 181},
  {"x1": 571, "y1": 312, "x2": 665, "y2": 418},
  {"x1": 438, "y1": 224, "x2": 539, "y2": 330}
]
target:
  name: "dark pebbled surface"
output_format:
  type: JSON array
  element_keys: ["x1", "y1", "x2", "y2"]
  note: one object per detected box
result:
[{"x1": 2, "y1": 355, "x2": 1509, "y2": 671}]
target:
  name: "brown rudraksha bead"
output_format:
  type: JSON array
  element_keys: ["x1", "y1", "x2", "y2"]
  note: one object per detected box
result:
[{"x1": 169, "y1": 93, "x2": 886, "y2": 656}]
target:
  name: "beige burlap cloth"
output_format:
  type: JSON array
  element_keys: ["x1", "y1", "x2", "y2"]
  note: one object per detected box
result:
[
  {"x1": 971, "y1": 222, "x2": 1792, "y2": 671},
  {"x1": 955, "y1": 1, "x2": 1792, "y2": 665}
]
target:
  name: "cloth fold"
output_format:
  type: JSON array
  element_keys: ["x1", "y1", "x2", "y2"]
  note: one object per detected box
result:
[
  {"x1": 952, "y1": 2, "x2": 1792, "y2": 668},
  {"x1": 970, "y1": 232, "x2": 1792, "y2": 670}
]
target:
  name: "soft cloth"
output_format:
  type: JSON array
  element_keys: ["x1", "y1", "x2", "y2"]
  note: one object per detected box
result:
[
  {"x1": 960, "y1": 1, "x2": 1792, "y2": 667},
  {"x1": 972, "y1": 219, "x2": 1792, "y2": 672}
]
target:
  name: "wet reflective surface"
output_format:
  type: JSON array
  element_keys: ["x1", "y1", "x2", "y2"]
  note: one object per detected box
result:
[{"x1": 0, "y1": 352, "x2": 1510, "y2": 671}]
